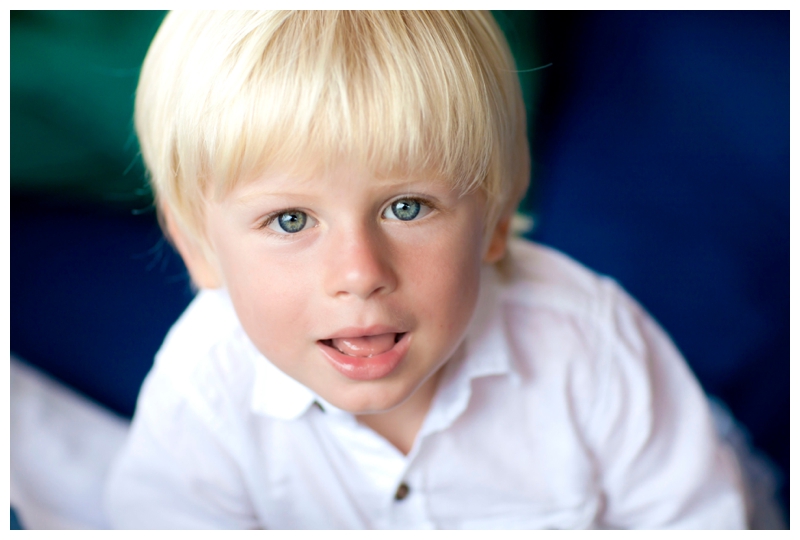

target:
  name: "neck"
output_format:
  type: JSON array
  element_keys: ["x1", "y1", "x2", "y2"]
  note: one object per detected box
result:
[{"x1": 356, "y1": 367, "x2": 443, "y2": 456}]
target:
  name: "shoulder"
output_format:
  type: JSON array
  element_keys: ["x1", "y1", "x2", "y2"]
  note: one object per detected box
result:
[
  {"x1": 500, "y1": 238, "x2": 627, "y2": 327},
  {"x1": 106, "y1": 289, "x2": 265, "y2": 529},
  {"x1": 495, "y1": 237, "x2": 695, "y2": 422},
  {"x1": 500, "y1": 237, "x2": 663, "y2": 357},
  {"x1": 157, "y1": 288, "x2": 240, "y2": 365},
  {"x1": 493, "y1": 238, "x2": 659, "y2": 401},
  {"x1": 142, "y1": 288, "x2": 258, "y2": 424}
]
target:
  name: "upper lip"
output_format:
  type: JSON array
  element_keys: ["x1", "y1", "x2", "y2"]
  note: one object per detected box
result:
[{"x1": 320, "y1": 325, "x2": 406, "y2": 341}]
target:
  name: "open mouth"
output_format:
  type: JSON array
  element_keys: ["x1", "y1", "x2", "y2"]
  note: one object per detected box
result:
[
  {"x1": 320, "y1": 332, "x2": 405, "y2": 358},
  {"x1": 317, "y1": 331, "x2": 411, "y2": 381}
]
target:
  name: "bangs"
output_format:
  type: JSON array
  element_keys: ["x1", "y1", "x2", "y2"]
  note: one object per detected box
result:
[
  {"x1": 210, "y1": 11, "x2": 500, "y2": 197},
  {"x1": 137, "y1": 10, "x2": 527, "y2": 238}
]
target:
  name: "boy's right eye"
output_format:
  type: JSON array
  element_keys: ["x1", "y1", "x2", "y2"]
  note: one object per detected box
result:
[{"x1": 265, "y1": 210, "x2": 315, "y2": 234}]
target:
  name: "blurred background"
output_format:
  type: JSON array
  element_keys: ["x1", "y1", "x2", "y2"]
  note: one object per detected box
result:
[{"x1": 10, "y1": 10, "x2": 789, "y2": 527}]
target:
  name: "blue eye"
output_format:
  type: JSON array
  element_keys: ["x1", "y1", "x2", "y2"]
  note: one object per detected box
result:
[
  {"x1": 386, "y1": 199, "x2": 421, "y2": 221},
  {"x1": 270, "y1": 210, "x2": 308, "y2": 233}
]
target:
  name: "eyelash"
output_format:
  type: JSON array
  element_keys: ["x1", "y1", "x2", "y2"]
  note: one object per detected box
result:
[
  {"x1": 258, "y1": 208, "x2": 310, "y2": 234},
  {"x1": 382, "y1": 196, "x2": 436, "y2": 221},
  {"x1": 258, "y1": 196, "x2": 436, "y2": 236}
]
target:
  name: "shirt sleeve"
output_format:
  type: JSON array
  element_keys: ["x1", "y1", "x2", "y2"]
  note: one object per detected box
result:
[
  {"x1": 585, "y1": 280, "x2": 748, "y2": 529},
  {"x1": 103, "y1": 368, "x2": 260, "y2": 529}
]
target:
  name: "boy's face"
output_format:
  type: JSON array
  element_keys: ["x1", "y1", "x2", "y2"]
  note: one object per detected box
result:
[{"x1": 185, "y1": 164, "x2": 505, "y2": 414}]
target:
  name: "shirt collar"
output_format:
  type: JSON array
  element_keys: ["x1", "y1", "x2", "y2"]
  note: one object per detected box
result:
[
  {"x1": 462, "y1": 263, "x2": 517, "y2": 382},
  {"x1": 416, "y1": 263, "x2": 518, "y2": 437},
  {"x1": 247, "y1": 263, "x2": 517, "y2": 422},
  {"x1": 248, "y1": 340, "x2": 317, "y2": 421}
]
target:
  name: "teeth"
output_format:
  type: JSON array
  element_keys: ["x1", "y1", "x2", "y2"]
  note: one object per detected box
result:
[
  {"x1": 330, "y1": 333, "x2": 398, "y2": 358},
  {"x1": 335, "y1": 345, "x2": 373, "y2": 358},
  {"x1": 334, "y1": 348, "x2": 374, "y2": 358},
  {"x1": 321, "y1": 339, "x2": 359, "y2": 356}
]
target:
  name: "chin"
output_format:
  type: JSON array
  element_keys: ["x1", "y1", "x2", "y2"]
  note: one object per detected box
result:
[{"x1": 322, "y1": 379, "x2": 416, "y2": 415}]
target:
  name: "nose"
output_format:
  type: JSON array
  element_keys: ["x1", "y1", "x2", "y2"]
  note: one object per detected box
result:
[{"x1": 323, "y1": 224, "x2": 397, "y2": 300}]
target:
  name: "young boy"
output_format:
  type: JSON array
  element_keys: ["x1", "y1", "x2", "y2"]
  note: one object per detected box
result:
[{"x1": 104, "y1": 11, "x2": 747, "y2": 529}]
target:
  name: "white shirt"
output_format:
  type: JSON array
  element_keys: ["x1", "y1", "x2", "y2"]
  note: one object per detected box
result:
[{"x1": 104, "y1": 239, "x2": 747, "y2": 529}]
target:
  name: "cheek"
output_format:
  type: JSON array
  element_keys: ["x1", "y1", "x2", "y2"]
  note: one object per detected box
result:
[
  {"x1": 402, "y1": 217, "x2": 484, "y2": 337},
  {"x1": 214, "y1": 237, "x2": 316, "y2": 353}
]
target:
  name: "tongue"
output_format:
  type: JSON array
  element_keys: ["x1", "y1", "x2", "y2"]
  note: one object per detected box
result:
[{"x1": 332, "y1": 333, "x2": 397, "y2": 357}]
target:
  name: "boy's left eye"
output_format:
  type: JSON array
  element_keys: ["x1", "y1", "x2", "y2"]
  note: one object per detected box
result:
[{"x1": 382, "y1": 198, "x2": 431, "y2": 221}]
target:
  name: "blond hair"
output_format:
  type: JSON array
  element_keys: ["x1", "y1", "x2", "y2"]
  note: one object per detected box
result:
[{"x1": 136, "y1": 10, "x2": 530, "y2": 254}]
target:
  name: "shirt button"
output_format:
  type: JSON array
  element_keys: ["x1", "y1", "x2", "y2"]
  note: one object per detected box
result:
[{"x1": 394, "y1": 482, "x2": 410, "y2": 501}]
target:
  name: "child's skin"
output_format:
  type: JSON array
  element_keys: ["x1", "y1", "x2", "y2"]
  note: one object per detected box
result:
[{"x1": 165, "y1": 163, "x2": 510, "y2": 454}]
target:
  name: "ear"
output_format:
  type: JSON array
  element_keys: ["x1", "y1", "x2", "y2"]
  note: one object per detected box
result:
[
  {"x1": 161, "y1": 204, "x2": 223, "y2": 289},
  {"x1": 483, "y1": 215, "x2": 511, "y2": 264}
]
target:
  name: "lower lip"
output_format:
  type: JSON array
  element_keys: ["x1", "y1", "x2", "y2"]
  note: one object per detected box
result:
[{"x1": 318, "y1": 333, "x2": 411, "y2": 381}]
